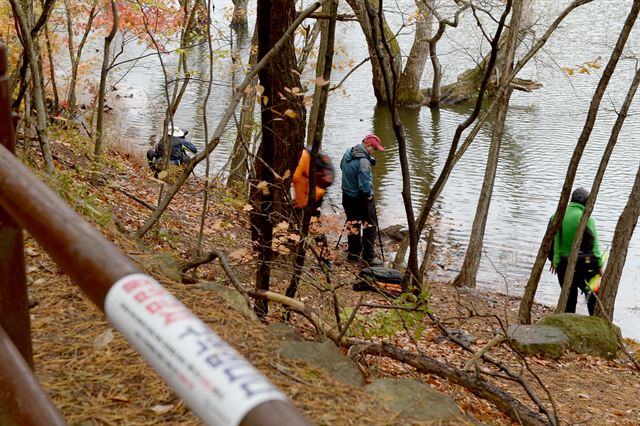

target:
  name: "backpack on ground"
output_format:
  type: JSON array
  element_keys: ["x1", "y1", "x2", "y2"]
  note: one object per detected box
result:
[{"x1": 353, "y1": 266, "x2": 404, "y2": 295}]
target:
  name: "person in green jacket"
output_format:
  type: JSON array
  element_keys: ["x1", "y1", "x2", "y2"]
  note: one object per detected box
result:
[{"x1": 549, "y1": 187, "x2": 604, "y2": 315}]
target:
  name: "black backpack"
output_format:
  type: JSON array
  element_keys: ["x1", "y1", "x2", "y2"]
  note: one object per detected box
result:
[
  {"x1": 306, "y1": 148, "x2": 335, "y2": 189},
  {"x1": 353, "y1": 266, "x2": 404, "y2": 295}
]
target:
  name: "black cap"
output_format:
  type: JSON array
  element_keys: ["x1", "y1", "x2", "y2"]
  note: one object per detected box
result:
[{"x1": 571, "y1": 187, "x2": 589, "y2": 205}]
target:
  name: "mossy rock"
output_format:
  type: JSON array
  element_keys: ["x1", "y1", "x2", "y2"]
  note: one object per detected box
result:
[{"x1": 537, "y1": 313, "x2": 620, "y2": 359}]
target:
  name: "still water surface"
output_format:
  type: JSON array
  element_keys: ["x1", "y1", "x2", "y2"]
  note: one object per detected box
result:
[{"x1": 103, "y1": 1, "x2": 639, "y2": 338}]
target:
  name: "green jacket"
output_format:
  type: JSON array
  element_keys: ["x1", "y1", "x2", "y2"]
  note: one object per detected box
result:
[{"x1": 552, "y1": 202, "x2": 603, "y2": 268}]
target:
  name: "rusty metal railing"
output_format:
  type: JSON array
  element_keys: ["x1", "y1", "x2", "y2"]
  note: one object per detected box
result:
[{"x1": 0, "y1": 43, "x2": 311, "y2": 426}]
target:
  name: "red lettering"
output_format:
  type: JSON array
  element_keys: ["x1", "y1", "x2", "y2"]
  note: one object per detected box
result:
[
  {"x1": 122, "y1": 277, "x2": 152, "y2": 293},
  {"x1": 134, "y1": 288, "x2": 165, "y2": 303},
  {"x1": 146, "y1": 297, "x2": 181, "y2": 314},
  {"x1": 162, "y1": 310, "x2": 193, "y2": 326}
]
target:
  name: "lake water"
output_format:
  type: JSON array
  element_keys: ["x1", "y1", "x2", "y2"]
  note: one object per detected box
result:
[{"x1": 98, "y1": 0, "x2": 639, "y2": 338}]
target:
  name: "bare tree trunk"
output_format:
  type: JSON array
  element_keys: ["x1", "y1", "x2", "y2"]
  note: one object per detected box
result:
[
  {"x1": 252, "y1": 0, "x2": 307, "y2": 315},
  {"x1": 64, "y1": 0, "x2": 98, "y2": 119},
  {"x1": 519, "y1": 0, "x2": 639, "y2": 323},
  {"x1": 231, "y1": 0, "x2": 249, "y2": 29},
  {"x1": 195, "y1": 0, "x2": 215, "y2": 257},
  {"x1": 395, "y1": 0, "x2": 431, "y2": 107},
  {"x1": 425, "y1": 2, "x2": 468, "y2": 108},
  {"x1": 366, "y1": 0, "x2": 422, "y2": 288},
  {"x1": 452, "y1": 0, "x2": 522, "y2": 289},
  {"x1": 10, "y1": 0, "x2": 56, "y2": 112},
  {"x1": 43, "y1": 18, "x2": 59, "y2": 114},
  {"x1": 92, "y1": 0, "x2": 118, "y2": 185},
  {"x1": 286, "y1": 0, "x2": 338, "y2": 301},
  {"x1": 557, "y1": 67, "x2": 640, "y2": 313},
  {"x1": 345, "y1": 0, "x2": 401, "y2": 104},
  {"x1": 227, "y1": 27, "x2": 258, "y2": 192},
  {"x1": 595, "y1": 165, "x2": 640, "y2": 319},
  {"x1": 9, "y1": 0, "x2": 55, "y2": 173},
  {"x1": 430, "y1": 0, "x2": 536, "y2": 105}
]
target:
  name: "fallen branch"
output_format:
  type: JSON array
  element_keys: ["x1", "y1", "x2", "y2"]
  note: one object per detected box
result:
[
  {"x1": 464, "y1": 334, "x2": 506, "y2": 371},
  {"x1": 428, "y1": 311, "x2": 558, "y2": 425},
  {"x1": 181, "y1": 249, "x2": 252, "y2": 309},
  {"x1": 247, "y1": 289, "x2": 550, "y2": 426},
  {"x1": 109, "y1": 184, "x2": 157, "y2": 211}
]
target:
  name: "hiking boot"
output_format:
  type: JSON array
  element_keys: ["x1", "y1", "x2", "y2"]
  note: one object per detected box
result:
[
  {"x1": 363, "y1": 258, "x2": 383, "y2": 267},
  {"x1": 346, "y1": 254, "x2": 361, "y2": 263}
]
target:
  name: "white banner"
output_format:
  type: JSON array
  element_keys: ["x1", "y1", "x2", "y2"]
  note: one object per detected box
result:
[{"x1": 104, "y1": 274, "x2": 287, "y2": 426}]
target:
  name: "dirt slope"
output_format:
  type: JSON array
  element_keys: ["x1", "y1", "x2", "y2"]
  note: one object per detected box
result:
[{"x1": 22, "y1": 137, "x2": 640, "y2": 425}]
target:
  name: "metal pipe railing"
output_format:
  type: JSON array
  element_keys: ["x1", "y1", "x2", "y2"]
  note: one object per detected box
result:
[
  {"x1": 0, "y1": 41, "x2": 32, "y2": 367},
  {"x1": 0, "y1": 325, "x2": 67, "y2": 426},
  {"x1": 0, "y1": 42, "x2": 311, "y2": 426}
]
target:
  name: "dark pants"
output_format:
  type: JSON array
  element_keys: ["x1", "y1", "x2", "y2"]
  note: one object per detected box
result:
[
  {"x1": 342, "y1": 193, "x2": 378, "y2": 261},
  {"x1": 556, "y1": 256, "x2": 597, "y2": 315}
]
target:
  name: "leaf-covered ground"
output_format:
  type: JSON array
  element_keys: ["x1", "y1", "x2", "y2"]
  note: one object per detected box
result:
[{"x1": 23, "y1": 134, "x2": 640, "y2": 425}]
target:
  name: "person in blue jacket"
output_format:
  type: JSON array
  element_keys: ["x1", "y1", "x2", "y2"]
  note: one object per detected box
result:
[
  {"x1": 146, "y1": 126, "x2": 197, "y2": 176},
  {"x1": 340, "y1": 134, "x2": 384, "y2": 265}
]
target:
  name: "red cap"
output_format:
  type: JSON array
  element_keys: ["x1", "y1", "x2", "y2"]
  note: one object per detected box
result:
[{"x1": 363, "y1": 134, "x2": 384, "y2": 151}]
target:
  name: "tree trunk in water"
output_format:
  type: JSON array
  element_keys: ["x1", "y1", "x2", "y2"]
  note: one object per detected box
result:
[
  {"x1": 396, "y1": 0, "x2": 431, "y2": 107},
  {"x1": 425, "y1": 2, "x2": 470, "y2": 108},
  {"x1": 595, "y1": 166, "x2": 640, "y2": 319},
  {"x1": 92, "y1": 0, "x2": 118, "y2": 185},
  {"x1": 345, "y1": 0, "x2": 401, "y2": 104},
  {"x1": 9, "y1": 0, "x2": 55, "y2": 174},
  {"x1": 392, "y1": 3, "x2": 512, "y2": 270},
  {"x1": 519, "y1": 0, "x2": 639, "y2": 323},
  {"x1": 231, "y1": 0, "x2": 249, "y2": 29},
  {"x1": 452, "y1": 0, "x2": 522, "y2": 289},
  {"x1": 426, "y1": 0, "x2": 534, "y2": 106},
  {"x1": 252, "y1": 0, "x2": 306, "y2": 315}
]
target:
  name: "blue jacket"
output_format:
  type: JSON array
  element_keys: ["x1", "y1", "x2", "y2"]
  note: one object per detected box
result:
[
  {"x1": 149, "y1": 136, "x2": 197, "y2": 165},
  {"x1": 340, "y1": 143, "x2": 375, "y2": 198}
]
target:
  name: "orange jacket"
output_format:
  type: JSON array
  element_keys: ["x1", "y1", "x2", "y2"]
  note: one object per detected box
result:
[{"x1": 293, "y1": 149, "x2": 326, "y2": 209}]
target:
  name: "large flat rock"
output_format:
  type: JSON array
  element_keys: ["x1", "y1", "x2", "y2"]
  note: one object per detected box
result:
[
  {"x1": 278, "y1": 340, "x2": 364, "y2": 386},
  {"x1": 503, "y1": 324, "x2": 569, "y2": 359},
  {"x1": 365, "y1": 378, "x2": 468, "y2": 422}
]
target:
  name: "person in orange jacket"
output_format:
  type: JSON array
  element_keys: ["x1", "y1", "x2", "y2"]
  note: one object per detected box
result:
[{"x1": 292, "y1": 147, "x2": 335, "y2": 216}]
